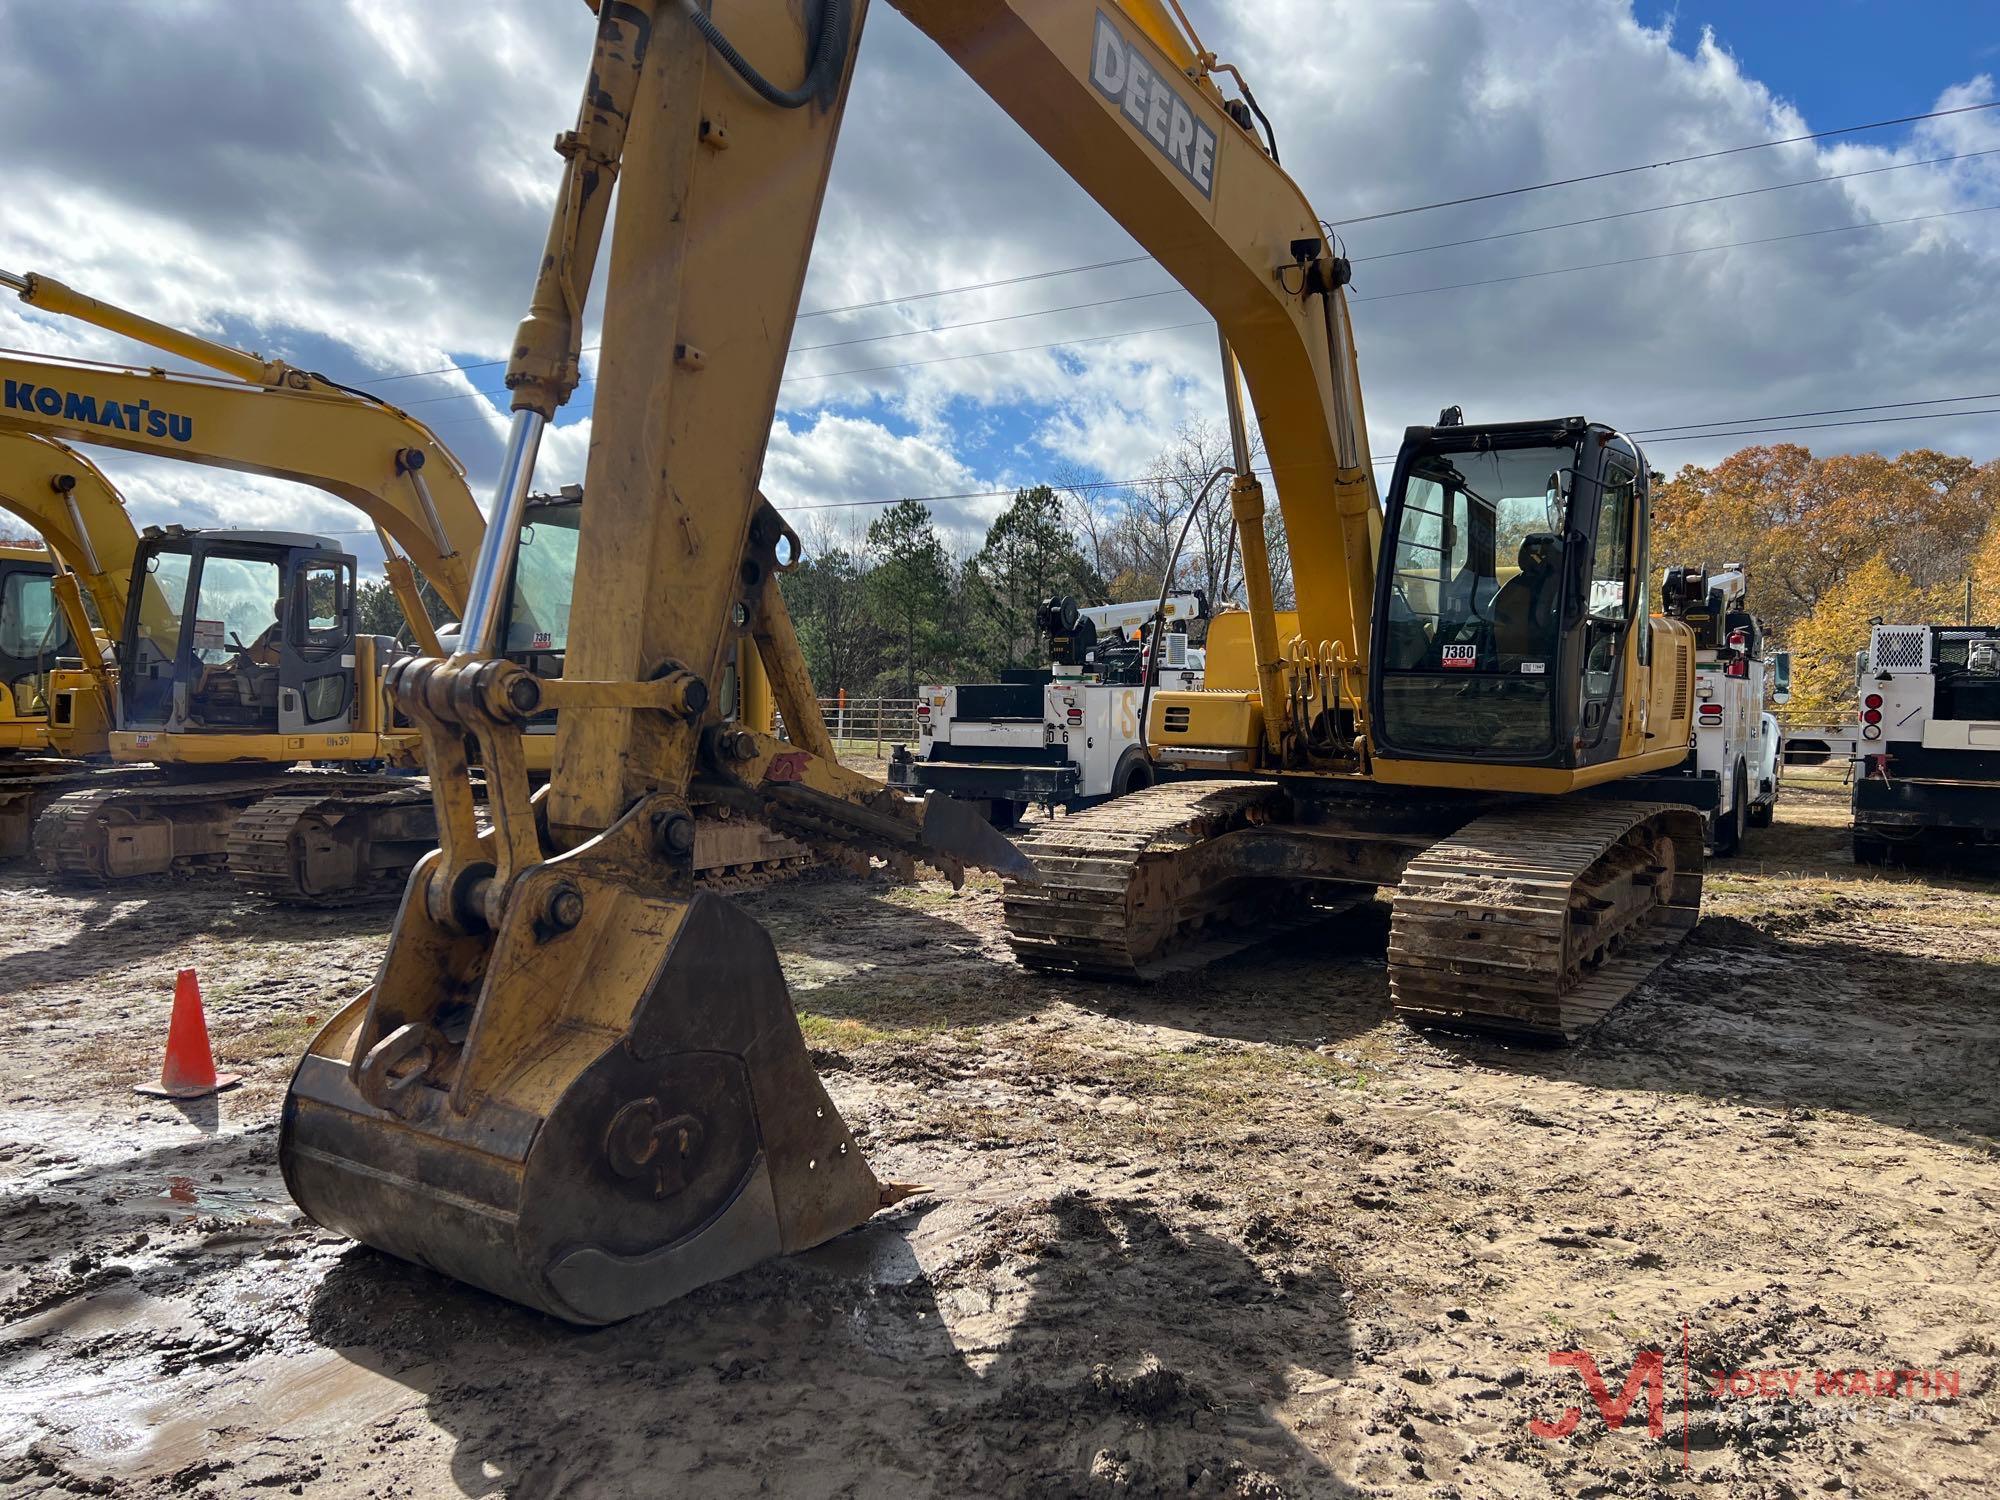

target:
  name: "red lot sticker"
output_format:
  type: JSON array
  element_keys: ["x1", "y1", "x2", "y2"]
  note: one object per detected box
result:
[{"x1": 1441, "y1": 645, "x2": 1477, "y2": 669}]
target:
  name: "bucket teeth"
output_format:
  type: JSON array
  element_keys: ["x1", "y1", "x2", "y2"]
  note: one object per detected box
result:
[{"x1": 280, "y1": 890, "x2": 880, "y2": 1325}]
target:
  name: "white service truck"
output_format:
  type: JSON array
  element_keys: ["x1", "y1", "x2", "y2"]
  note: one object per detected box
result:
[
  {"x1": 889, "y1": 593, "x2": 1207, "y2": 826},
  {"x1": 1641, "y1": 563, "x2": 1786, "y2": 854},
  {"x1": 1851, "y1": 622, "x2": 2000, "y2": 865}
]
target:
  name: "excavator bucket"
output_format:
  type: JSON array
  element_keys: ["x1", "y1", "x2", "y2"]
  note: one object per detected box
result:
[{"x1": 281, "y1": 880, "x2": 883, "y2": 1325}]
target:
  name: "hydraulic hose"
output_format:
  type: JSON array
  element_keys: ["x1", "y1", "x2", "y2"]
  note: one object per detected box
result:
[{"x1": 681, "y1": 0, "x2": 849, "y2": 110}]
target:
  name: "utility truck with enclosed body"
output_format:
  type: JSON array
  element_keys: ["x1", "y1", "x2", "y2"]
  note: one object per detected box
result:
[
  {"x1": 1634, "y1": 564, "x2": 1784, "y2": 853},
  {"x1": 1853, "y1": 622, "x2": 2000, "y2": 864},
  {"x1": 890, "y1": 593, "x2": 1207, "y2": 823}
]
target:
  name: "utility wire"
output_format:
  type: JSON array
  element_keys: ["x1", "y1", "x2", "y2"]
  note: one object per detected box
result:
[
  {"x1": 1330, "y1": 99, "x2": 2000, "y2": 225},
  {"x1": 310, "y1": 396, "x2": 1998, "y2": 535},
  {"x1": 344, "y1": 105, "x2": 1999, "y2": 389},
  {"x1": 1357, "y1": 147, "x2": 2000, "y2": 263},
  {"x1": 1352, "y1": 202, "x2": 1999, "y2": 303},
  {"x1": 771, "y1": 400, "x2": 2000, "y2": 512},
  {"x1": 398, "y1": 144, "x2": 1996, "y2": 403}
]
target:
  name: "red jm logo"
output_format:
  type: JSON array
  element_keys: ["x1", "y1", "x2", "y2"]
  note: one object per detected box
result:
[{"x1": 1531, "y1": 1349, "x2": 1667, "y2": 1441}]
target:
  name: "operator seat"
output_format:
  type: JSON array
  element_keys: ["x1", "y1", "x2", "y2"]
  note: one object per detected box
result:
[{"x1": 1491, "y1": 534, "x2": 1562, "y2": 660}]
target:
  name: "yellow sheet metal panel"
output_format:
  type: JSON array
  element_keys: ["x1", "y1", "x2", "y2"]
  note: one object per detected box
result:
[
  {"x1": 1373, "y1": 741, "x2": 1693, "y2": 794},
  {"x1": 1147, "y1": 686, "x2": 1261, "y2": 750},
  {"x1": 1198, "y1": 608, "x2": 1298, "y2": 692}
]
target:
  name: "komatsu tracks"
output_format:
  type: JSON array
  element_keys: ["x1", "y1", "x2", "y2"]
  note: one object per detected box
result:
[
  {"x1": 1002, "y1": 783, "x2": 1703, "y2": 1040},
  {"x1": 227, "y1": 785, "x2": 445, "y2": 905},
  {"x1": 0, "y1": 764, "x2": 160, "y2": 860},
  {"x1": 33, "y1": 773, "x2": 410, "y2": 884}
]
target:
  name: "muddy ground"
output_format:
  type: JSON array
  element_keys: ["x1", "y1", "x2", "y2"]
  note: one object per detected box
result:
[{"x1": 1, "y1": 770, "x2": 1996, "y2": 1498}]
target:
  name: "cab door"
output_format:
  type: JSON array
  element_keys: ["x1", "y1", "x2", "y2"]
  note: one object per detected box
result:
[
  {"x1": 1574, "y1": 448, "x2": 1640, "y2": 762},
  {"x1": 279, "y1": 554, "x2": 355, "y2": 735}
]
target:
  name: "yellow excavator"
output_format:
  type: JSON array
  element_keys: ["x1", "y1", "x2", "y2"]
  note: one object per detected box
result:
[
  {"x1": 0, "y1": 541, "x2": 72, "y2": 754},
  {"x1": 277, "y1": 0, "x2": 1702, "y2": 1324},
  {"x1": 0, "y1": 435, "x2": 157, "y2": 853},
  {"x1": 0, "y1": 435, "x2": 149, "y2": 762},
  {"x1": 0, "y1": 276, "x2": 806, "y2": 898}
]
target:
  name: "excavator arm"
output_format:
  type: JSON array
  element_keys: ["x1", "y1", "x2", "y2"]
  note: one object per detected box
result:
[
  {"x1": 0, "y1": 351, "x2": 477, "y2": 630},
  {"x1": 277, "y1": 0, "x2": 1387, "y2": 1324},
  {"x1": 0, "y1": 432, "x2": 141, "y2": 653},
  {"x1": 0, "y1": 310, "x2": 476, "y2": 652}
]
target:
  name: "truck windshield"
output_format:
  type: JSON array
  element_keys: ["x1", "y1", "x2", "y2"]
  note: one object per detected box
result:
[{"x1": 1377, "y1": 442, "x2": 1577, "y2": 757}]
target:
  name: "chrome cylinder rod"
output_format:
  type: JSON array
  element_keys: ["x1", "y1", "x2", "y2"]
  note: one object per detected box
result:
[
  {"x1": 455, "y1": 408, "x2": 546, "y2": 661},
  {"x1": 1217, "y1": 325, "x2": 1252, "y2": 475}
]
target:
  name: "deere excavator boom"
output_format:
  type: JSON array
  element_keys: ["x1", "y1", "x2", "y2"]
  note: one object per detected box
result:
[{"x1": 280, "y1": 0, "x2": 1704, "y2": 1324}]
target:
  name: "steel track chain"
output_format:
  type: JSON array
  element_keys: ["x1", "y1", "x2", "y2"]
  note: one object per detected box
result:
[{"x1": 1387, "y1": 799, "x2": 1703, "y2": 1041}]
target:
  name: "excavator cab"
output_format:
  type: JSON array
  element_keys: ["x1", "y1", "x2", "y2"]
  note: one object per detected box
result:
[
  {"x1": 0, "y1": 545, "x2": 71, "y2": 748},
  {"x1": 122, "y1": 527, "x2": 357, "y2": 740},
  {"x1": 1370, "y1": 416, "x2": 1665, "y2": 778}
]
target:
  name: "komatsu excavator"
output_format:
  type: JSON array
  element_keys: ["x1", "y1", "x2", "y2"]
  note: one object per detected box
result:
[
  {"x1": 0, "y1": 434, "x2": 147, "y2": 761},
  {"x1": 0, "y1": 277, "x2": 806, "y2": 897},
  {"x1": 0, "y1": 434, "x2": 161, "y2": 853},
  {"x1": 278, "y1": 0, "x2": 1701, "y2": 1324},
  {"x1": 0, "y1": 542, "x2": 70, "y2": 753}
]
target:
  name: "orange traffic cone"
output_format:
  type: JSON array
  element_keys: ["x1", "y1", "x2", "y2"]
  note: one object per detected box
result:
[{"x1": 135, "y1": 968, "x2": 242, "y2": 1099}]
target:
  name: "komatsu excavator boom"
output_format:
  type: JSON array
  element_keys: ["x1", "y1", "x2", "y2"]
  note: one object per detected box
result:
[
  {"x1": 0, "y1": 280, "x2": 807, "y2": 896},
  {"x1": 281, "y1": 0, "x2": 1703, "y2": 1324}
]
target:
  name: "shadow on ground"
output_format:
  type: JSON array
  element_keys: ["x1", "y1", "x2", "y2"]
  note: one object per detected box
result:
[{"x1": 305, "y1": 1189, "x2": 1357, "y2": 1498}]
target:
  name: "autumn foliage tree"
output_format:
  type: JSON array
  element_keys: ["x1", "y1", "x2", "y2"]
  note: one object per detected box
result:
[{"x1": 1651, "y1": 446, "x2": 2000, "y2": 720}]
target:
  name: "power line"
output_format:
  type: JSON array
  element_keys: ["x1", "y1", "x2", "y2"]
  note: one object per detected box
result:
[
  {"x1": 1330, "y1": 99, "x2": 2000, "y2": 225},
  {"x1": 1357, "y1": 147, "x2": 2000, "y2": 263},
  {"x1": 1641, "y1": 406, "x2": 2000, "y2": 445},
  {"x1": 770, "y1": 399, "x2": 2000, "y2": 513},
  {"x1": 394, "y1": 144, "x2": 1999, "y2": 405},
  {"x1": 418, "y1": 317, "x2": 1217, "y2": 426},
  {"x1": 352, "y1": 253, "x2": 1162, "y2": 388},
  {"x1": 1351, "y1": 202, "x2": 1999, "y2": 304},
  {"x1": 346, "y1": 103, "x2": 1999, "y2": 390},
  {"x1": 305, "y1": 396, "x2": 2000, "y2": 536},
  {"x1": 1632, "y1": 392, "x2": 2000, "y2": 436}
]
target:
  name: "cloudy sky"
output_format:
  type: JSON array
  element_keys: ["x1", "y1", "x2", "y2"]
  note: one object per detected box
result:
[{"x1": 2, "y1": 0, "x2": 1995, "y2": 575}]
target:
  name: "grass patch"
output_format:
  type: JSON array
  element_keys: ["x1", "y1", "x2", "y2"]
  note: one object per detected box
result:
[
  {"x1": 230, "y1": 1012, "x2": 327, "y2": 1062},
  {"x1": 796, "y1": 1011, "x2": 931, "y2": 1049}
]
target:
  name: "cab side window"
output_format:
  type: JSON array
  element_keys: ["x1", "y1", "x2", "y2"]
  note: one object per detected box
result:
[
  {"x1": 1588, "y1": 466, "x2": 1635, "y2": 622},
  {"x1": 296, "y1": 561, "x2": 352, "y2": 658}
]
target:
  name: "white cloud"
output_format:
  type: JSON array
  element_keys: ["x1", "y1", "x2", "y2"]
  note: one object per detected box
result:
[{"x1": 0, "y1": 0, "x2": 1992, "y2": 584}]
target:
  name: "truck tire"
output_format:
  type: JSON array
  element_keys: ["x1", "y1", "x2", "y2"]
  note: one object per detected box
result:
[
  {"x1": 1851, "y1": 833, "x2": 1889, "y2": 867},
  {"x1": 1111, "y1": 747, "x2": 1155, "y2": 799},
  {"x1": 1713, "y1": 762, "x2": 1747, "y2": 856}
]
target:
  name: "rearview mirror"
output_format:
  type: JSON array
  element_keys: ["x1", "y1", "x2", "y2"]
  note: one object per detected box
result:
[{"x1": 1772, "y1": 650, "x2": 1792, "y2": 704}]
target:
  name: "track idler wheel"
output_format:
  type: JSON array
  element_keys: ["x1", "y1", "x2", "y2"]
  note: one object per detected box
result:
[{"x1": 278, "y1": 889, "x2": 883, "y2": 1324}]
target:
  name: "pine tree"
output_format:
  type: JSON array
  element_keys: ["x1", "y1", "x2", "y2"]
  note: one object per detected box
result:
[{"x1": 864, "y1": 499, "x2": 955, "y2": 698}]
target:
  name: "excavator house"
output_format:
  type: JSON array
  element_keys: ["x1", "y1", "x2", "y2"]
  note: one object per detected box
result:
[{"x1": 276, "y1": 0, "x2": 1708, "y2": 1325}]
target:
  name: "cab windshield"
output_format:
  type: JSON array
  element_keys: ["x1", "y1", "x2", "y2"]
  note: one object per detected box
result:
[{"x1": 1378, "y1": 442, "x2": 1578, "y2": 757}]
